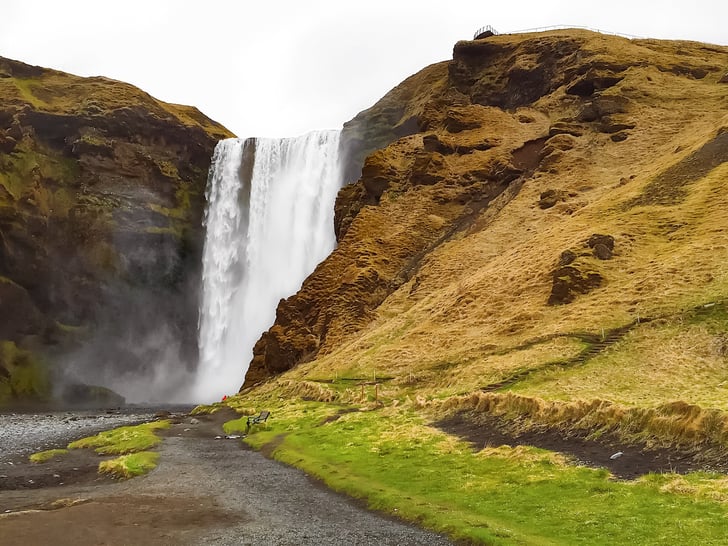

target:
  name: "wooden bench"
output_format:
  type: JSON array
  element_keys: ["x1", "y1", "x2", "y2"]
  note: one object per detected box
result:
[{"x1": 246, "y1": 410, "x2": 270, "y2": 430}]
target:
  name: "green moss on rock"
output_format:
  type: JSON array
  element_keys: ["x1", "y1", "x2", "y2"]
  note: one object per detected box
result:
[{"x1": 0, "y1": 340, "x2": 50, "y2": 405}]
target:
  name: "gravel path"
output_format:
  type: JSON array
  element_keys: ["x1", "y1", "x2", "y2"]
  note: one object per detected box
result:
[{"x1": 0, "y1": 411, "x2": 453, "y2": 545}]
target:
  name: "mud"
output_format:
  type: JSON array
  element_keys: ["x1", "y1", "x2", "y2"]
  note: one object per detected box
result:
[{"x1": 436, "y1": 412, "x2": 727, "y2": 479}]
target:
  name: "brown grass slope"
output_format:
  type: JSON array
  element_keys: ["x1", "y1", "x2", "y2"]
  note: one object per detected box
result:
[{"x1": 244, "y1": 30, "x2": 728, "y2": 450}]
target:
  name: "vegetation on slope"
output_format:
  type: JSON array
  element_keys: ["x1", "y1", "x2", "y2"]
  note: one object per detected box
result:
[
  {"x1": 228, "y1": 29, "x2": 728, "y2": 544},
  {"x1": 0, "y1": 340, "x2": 50, "y2": 406},
  {"x1": 0, "y1": 56, "x2": 235, "y2": 405}
]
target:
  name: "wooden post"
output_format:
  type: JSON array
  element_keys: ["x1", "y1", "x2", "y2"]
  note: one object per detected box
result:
[
  {"x1": 375, "y1": 383, "x2": 379, "y2": 404},
  {"x1": 361, "y1": 384, "x2": 364, "y2": 400}
]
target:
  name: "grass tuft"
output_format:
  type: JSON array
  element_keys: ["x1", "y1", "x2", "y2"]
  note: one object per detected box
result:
[
  {"x1": 29, "y1": 448, "x2": 69, "y2": 463},
  {"x1": 98, "y1": 451, "x2": 159, "y2": 479},
  {"x1": 67, "y1": 420, "x2": 170, "y2": 455}
]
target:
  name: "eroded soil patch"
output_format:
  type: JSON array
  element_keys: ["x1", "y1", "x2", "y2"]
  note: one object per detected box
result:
[{"x1": 436, "y1": 412, "x2": 728, "y2": 479}]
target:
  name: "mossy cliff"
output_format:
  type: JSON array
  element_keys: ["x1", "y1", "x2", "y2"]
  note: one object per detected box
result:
[
  {"x1": 0, "y1": 57, "x2": 233, "y2": 404},
  {"x1": 244, "y1": 29, "x2": 728, "y2": 389}
]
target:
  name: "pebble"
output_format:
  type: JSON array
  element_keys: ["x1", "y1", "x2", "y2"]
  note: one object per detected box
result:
[{"x1": 0, "y1": 409, "x2": 160, "y2": 462}]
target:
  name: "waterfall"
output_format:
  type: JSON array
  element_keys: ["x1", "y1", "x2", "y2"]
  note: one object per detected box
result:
[{"x1": 194, "y1": 131, "x2": 342, "y2": 402}]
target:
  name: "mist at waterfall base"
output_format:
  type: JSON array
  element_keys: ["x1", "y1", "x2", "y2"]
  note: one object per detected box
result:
[{"x1": 194, "y1": 131, "x2": 342, "y2": 403}]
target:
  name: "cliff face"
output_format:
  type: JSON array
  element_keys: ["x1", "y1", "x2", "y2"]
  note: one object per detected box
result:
[
  {"x1": 0, "y1": 57, "x2": 233, "y2": 404},
  {"x1": 244, "y1": 29, "x2": 728, "y2": 388}
]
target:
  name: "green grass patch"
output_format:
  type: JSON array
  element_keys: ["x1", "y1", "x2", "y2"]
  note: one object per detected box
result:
[
  {"x1": 13, "y1": 78, "x2": 47, "y2": 108},
  {"x1": 99, "y1": 451, "x2": 159, "y2": 479},
  {"x1": 0, "y1": 340, "x2": 50, "y2": 405},
  {"x1": 232, "y1": 396, "x2": 728, "y2": 545},
  {"x1": 68, "y1": 420, "x2": 170, "y2": 454},
  {"x1": 29, "y1": 448, "x2": 69, "y2": 463}
]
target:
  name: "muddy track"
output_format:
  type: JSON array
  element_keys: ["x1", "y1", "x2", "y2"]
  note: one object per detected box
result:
[{"x1": 436, "y1": 412, "x2": 728, "y2": 480}]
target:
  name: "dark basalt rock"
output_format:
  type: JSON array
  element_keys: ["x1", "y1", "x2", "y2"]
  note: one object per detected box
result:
[
  {"x1": 61, "y1": 383, "x2": 126, "y2": 408},
  {"x1": 548, "y1": 266, "x2": 603, "y2": 305},
  {"x1": 587, "y1": 234, "x2": 615, "y2": 251},
  {"x1": 593, "y1": 243, "x2": 613, "y2": 260},
  {"x1": 538, "y1": 189, "x2": 569, "y2": 209},
  {"x1": 559, "y1": 250, "x2": 577, "y2": 266}
]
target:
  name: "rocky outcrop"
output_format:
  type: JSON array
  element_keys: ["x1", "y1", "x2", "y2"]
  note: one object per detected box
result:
[
  {"x1": 0, "y1": 56, "x2": 234, "y2": 404},
  {"x1": 243, "y1": 29, "x2": 728, "y2": 388}
]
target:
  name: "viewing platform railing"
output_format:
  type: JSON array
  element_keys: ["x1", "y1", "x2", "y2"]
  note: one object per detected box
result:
[
  {"x1": 473, "y1": 25, "x2": 499, "y2": 39},
  {"x1": 473, "y1": 24, "x2": 642, "y2": 41}
]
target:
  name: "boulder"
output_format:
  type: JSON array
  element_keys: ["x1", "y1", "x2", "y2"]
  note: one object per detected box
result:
[
  {"x1": 539, "y1": 189, "x2": 568, "y2": 209},
  {"x1": 548, "y1": 265, "x2": 603, "y2": 305},
  {"x1": 60, "y1": 383, "x2": 126, "y2": 408},
  {"x1": 559, "y1": 250, "x2": 577, "y2": 265},
  {"x1": 587, "y1": 234, "x2": 615, "y2": 251},
  {"x1": 593, "y1": 243, "x2": 613, "y2": 260}
]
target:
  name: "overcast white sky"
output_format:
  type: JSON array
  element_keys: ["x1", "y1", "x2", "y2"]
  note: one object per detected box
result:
[{"x1": 1, "y1": 1, "x2": 725, "y2": 137}]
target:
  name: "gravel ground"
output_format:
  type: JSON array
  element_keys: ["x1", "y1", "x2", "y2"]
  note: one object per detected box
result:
[
  {"x1": 0, "y1": 410, "x2": 454, "y2": 545},
  {"x1": 0, "y1": 409, "x2": 163, "y2": 463}
]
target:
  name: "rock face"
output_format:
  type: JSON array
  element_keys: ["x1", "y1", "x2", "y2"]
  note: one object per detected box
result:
[
  {"x1": 243, "y1": 29, "x2": 728, "y2": 388},
  {"x1": 0, "y1": 57, "x2": 233, "y2": 404}
]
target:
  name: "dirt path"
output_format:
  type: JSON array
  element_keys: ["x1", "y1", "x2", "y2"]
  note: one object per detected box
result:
[
  {"x1": 436, "y1": 412, "x2": 727, "y2": 479},
  {"x1": 0, "y1": 411, "x2": 452, "y2": 545}
]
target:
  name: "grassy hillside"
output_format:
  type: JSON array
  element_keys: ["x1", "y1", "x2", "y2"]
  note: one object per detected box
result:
[{"x1": 209, "y1": 29, "x2": 728, "y2": 544}]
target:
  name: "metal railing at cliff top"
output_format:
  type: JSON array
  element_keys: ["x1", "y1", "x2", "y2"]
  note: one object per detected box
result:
[
  {"x1": 473, "y1": 24, "x2": 642, "y2": 41},
  {"x1": 473, "y1": 25, "x2": 499, "y2": 39}
]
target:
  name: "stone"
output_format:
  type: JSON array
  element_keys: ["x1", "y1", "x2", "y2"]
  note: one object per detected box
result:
[
  {"x1": 587, "y1": 234, "x2": 615, "y2": 251},
  {"x1": 410, "y1": 152, "x2": 446, "y2": 186},
  {"x1": 565, "y1": 73, "x2": 623, "y2": 97},
  {"x1": 576, "y1": 103, "x2": 599, "y2": 122},
  {"x1": 593, "y1": 95, "x2": 632, "y2": 117},
  {"x1": 60, "y1": 383, "x2": 126, "y2": 408},
  {"x1": 548, "y1": 266, "x2": 603, "y2": 305},
  {"x1": 599, "y1": 115, "x2": 636, "y2": 134},
  {"x1": 559, "y1": 250, "x2": 577, "y2": 265},
  {"x1": 593, "y1": 243, "x2": 613, "y2": 260},
  {"x1": 444, "y1": 109, "x2": 481, "y2": 133},
  {"x1": 548, "y1": 122, "x2": 583, "y2": 137},
  {"x1": 541, "y1": 134, "x2": 577, "y2": 158},
  {"x1": 539, "y1": 189, "x2": 568, "y2": 209},
  {"x1": 0, "y1": 134, "x2": 16, "y2": 153},
  {"x1": 422, "y1": 134, "x2": 455, "y2": 154}
]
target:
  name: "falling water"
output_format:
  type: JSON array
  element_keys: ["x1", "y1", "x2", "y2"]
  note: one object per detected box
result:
[{"x1": 194, "y1": 131, "x2": 342, "y2": 402}]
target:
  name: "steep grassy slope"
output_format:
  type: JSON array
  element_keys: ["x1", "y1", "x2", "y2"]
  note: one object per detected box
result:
[
  {"x1": 0, "y1": 57, "x2": 234, "y2": 405},
  {"x1": 223, "y1": 30, "x2": 728, "y2": 543},
  {"x1": 247, "y1": 30, "x2": 728, "y2": 399}
]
